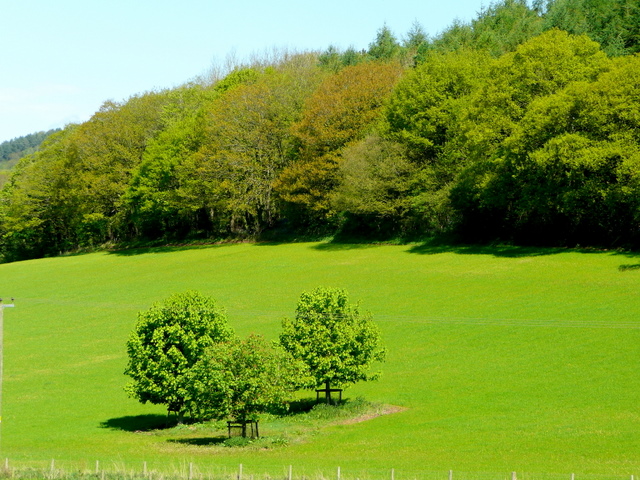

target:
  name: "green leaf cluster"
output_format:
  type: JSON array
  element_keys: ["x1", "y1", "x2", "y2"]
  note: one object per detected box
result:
[
  {"x1": 125, "y1": 287, "x2": 384, "y2": 427},
  {"x1": 280, "y1": 287, "x2": 386, "y2": 391},
  {"x1": 188, "y1": 335, "x2": 309, "y2": 422},
  {"x1": 124, "y1": 291, "x2": 233, "y2": 416}
]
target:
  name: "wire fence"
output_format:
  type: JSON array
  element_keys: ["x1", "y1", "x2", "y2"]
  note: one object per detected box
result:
[{"x1": 0, "y1": 460, "x2": 635, "y2": 480}]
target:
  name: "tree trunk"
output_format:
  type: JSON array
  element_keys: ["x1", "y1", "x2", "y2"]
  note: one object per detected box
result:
[{"x1": 326, "y1": 380, "x2": 332, "y2": 405}]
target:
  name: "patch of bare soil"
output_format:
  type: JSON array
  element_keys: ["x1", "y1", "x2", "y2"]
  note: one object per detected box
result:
[{"x1": 340, "y1": 404, "x2": 407, "y2": 425}]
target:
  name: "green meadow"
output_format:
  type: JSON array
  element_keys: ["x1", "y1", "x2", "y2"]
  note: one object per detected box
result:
[{"x1": 1, "y1": 242, "x2": 639, "y2": 477}]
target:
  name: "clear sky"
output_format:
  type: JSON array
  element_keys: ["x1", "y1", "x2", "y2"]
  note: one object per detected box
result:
[{"x1": 0, "y1": 0, "x2": 487, "y2": 143}]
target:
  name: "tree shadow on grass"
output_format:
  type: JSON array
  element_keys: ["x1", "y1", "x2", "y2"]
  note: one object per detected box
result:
[
  {"x1": 267, "y1": 397, "x2": 349, "y2": 418},
  {"x1": 168, "y1": 436, "x2": 227, "y2": 446},
  {"x1": 268, "y1": 397, "x2": 318, "y2": 416},
  {"x1": 100, "y1": 414, "x2": 172, "y2": 432},
  {"x1": 311, "y1": 242, "x2": 386, "y2": 252},
  {"x1": 618, "y1": 263, "x2": 640, "y2": 272}
]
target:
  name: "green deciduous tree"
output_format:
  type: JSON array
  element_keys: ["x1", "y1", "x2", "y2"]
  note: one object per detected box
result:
[
  {"x1": 276, "y1": 61, "x2": 404, "y2": 226},
  {"x1": 120, "y1": 70, "x2": 261, "y2": 240},
  {"x1": 190, "y1": 56, "x2": 322, "y2": 235},
  {"x1": 332, "y1": 135, "x2": 418, "y2": 237},
  {"x1": 456, "y1": 29, "x2": 609, "y2": 163},
  {"x1": 451, "y1": 48, "x2": 640, "y2": 246},
  {"x1": 279, "y1": 287, "x2": 385, "y2": 403},
  {"x1": 383, "y1": 48, "x2": 492, "y2": 235},
  {"x1": 187, "y1": 335, "x2": 307, "y2": 429},
  {"x1": 0, "y1": 90, "x2": 171, "y2": 260},
  {"x1": 124, "y1": 291, "x2": 233, "y2": 421},
  {"x1": 385, "y1": 48, "x2": 491, "y2": 165},
  {"x1": 0, "y1": 127, "x2": 88, "y2": 261}
]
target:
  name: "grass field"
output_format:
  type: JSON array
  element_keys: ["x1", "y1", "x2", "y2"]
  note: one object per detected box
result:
[{"x1": 1, "y1": 242, "x2": 639, "y2": 477}]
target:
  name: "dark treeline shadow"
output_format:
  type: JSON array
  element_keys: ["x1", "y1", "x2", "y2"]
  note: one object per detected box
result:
[
  {"x1": 409, "y1": 238, "x2": 640, "y2": 260},
  {"x1": 407, "y1": 241, "x2": 568, "y2": 258},
  {"x1": 107, "y1": 243, "x2": 228, "y2": 257}
]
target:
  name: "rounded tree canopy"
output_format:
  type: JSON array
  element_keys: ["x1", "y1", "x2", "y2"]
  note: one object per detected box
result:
[
  {"x1": 124, "y1": 290, "x2": 234, "y2": 415},
  {"x1": 279, "y1": 287, "x2": 386, "y2": 390},
  {"x1": 188, "y1": 334, "x2": 308, "y2": 423}
]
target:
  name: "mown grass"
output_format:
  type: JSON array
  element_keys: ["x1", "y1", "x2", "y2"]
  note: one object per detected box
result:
[{"x1": 1, "y1": 242, "x2": 639, "y2": 475}]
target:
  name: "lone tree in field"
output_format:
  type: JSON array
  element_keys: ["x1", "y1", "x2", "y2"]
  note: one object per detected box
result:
[
  {"x1": 188, "y1": 334, "x2": 308, "y2": 436},
  {"x1": 124, "y1": 290, "x2": 233, "y2": 421},
  {"x1": 279, "y1": 287, "x2": 386, "y2": 404}
]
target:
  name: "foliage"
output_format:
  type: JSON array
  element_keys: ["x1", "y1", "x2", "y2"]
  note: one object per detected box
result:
[
  {"x1": 318, "y1": 45, "x2": 367, "y2": 71},
  {"x1": 332, "y1": 135, "x2": 418, "y2": 237},
  {"x1": 187, "y1": 334, "x2": 307, "y2": 424},
  {"x1": 275, "y1": 61, "x2": 403, "y2": 225},
  {"x1": 124, "y1": 290, "x2": 233, "y2": 418},
  {"x1": 430, "y1": 0, "x2": 545, "y2": 57},
  {"x1": 385, "y1": 48, "x2": 492, "y2": 164},
  {"x1": 185, "y1": 56, "x2": 322, "y2": 235},
  {"x1": 4, "y1": 4, "x2": 640, "y2": 259},
  {"x1": 544, "y1": 0, "x2": 640, "y2": 56},
  {"x1": 383, "y1": 48, "x2": 493, "y2": 235},
  {"x1": 385, "y1": 29, "x2": 624, "y2": 245},
  {"x1": 451, "y1": 54, "x2": 640, "y2": 245},
  {"x1": 118, "y1": 74, "x2": 262, "y2": 240},
  {"x1": 368, "y1": 25, "x2": 402, "y2": 60},
  {"x1": 0, "y1": 91, "x2": 170, "y2": 260},
  {"x1": 0, "y1": 127, "x2": 88, "y2": 261},
  {"x1": 279, "y1": 287, "x2": 385, "y2": 396},
  {"x1": 0, "y1": 128, "x2": 60, "y2": 168}
]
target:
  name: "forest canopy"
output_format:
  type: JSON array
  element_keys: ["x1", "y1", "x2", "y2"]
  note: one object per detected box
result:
[{"x1": 2, "y1": 0, "x2": 640, "y2": 262}]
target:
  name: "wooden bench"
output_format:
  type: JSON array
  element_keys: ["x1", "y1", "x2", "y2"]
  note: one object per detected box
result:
[
  {"x1": 315, "y1": 387, "x2": 343, "y2": 404},
  {"x1": 227, "y1": 420, "x2": 259, "y2": 438}
]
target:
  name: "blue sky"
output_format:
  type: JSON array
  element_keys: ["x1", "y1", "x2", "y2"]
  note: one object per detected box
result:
[{"x1": 0, "y1": 0, "x2": 487, "y2": 143}]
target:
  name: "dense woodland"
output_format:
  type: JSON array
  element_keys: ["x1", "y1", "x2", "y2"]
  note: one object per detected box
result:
[{"x1": 2, "y1": 0, "x2": 640, "y2": 262}]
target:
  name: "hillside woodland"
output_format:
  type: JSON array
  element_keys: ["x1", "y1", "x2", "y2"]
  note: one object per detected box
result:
[
  {"x1": 2, "y1": 0, "x2": 640, "y2": 262},
  {"x1": 0, "y1": 129, "x2": 60, "y2": 188}
]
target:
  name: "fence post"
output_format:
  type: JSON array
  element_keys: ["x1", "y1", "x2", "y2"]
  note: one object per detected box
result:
[
  {"x1": 50, "y1": 459, "x2": 55, "y2": 476},
  {"x1": 95, "y1": 461, "x2": 99, "y2": 475},
  {"x1": 337, "y1": 466, "x2": 341, "y2": 480},
  {"x1": 189, "y1": 462, "x2": 193, "y2": 480},
  {"x1": 288, "y1": 465, "x2": 292, "y2": 480},
  {"x1": 238, "y1": 464, "x2": 243, "y2": 480},
  {"x1": 449, "y1": 470, "x2": 453, "y2": 480},
  {"x1": 143, "y1": 462, "x2": 147, "y2": 476},
  {"x1": 512, "y1": 472, "x2": 516, "y2": 480},
  {"x1": 571, "y1": 474, "x2": 574, "y2": 480},
  {"x1": 391, "y1": 469, "x2": 395, "y2": 480}
]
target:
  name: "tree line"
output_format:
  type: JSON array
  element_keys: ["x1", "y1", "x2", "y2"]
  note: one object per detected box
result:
[{"x1": 2, "y1": 0, "x2": 640, "y2": 262}]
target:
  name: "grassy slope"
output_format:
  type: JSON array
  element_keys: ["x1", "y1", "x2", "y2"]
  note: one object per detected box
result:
[{"x1": 1, "y1": 242, "x2": 639, "y2": 476}]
